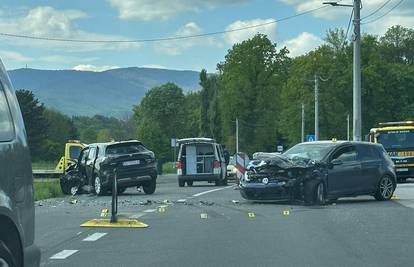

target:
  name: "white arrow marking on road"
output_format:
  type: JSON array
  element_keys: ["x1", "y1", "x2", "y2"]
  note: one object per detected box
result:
[
  {"x1": 83, "y1": 233, "x2": 107, "y2": 242},
  {"x1": 192, "y1": 186, "x2": 233, "y2": 197},
  {"x1": 50, "y1": 250, "x2": 78, "y2": 259}
]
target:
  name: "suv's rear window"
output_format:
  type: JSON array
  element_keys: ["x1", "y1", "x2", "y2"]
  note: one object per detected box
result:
[{"x1": 106, "y1": 143, "x2": 147, "y2": 155}]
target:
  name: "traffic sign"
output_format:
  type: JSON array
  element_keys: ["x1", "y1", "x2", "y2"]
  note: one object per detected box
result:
[
  {"x1": 306, "y1": 135, "x2": 316, "y2": 142},
  {"x1": 277, "y1": 145, "x2": 283, "y2": 152}
]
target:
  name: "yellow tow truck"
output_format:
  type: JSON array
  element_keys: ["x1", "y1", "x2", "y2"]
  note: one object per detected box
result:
[
  {"x1": 368, "y1": 121, "x2": 414, "y2": 182},
  {"x1": 32, "y1": 140, "x2": 86, "y2": 177}
]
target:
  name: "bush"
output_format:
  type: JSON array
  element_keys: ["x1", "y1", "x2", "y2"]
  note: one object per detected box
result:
[{"x1": 162, "y1": 162, "x2": 176, "y2": 174}]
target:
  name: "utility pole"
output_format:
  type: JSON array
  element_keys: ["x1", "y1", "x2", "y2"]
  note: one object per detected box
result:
[
  {"x1": 323, "y1": 0, "x2": 361, "y2": 141},
  {"x1": 314, "y1": 74, "x2": 319, "y2": 141},
  {"x1": 301, "y1": 103, "x2": 305, "y2": 143},
  {"x1": 353, "y1": 0, "x2": 362, "y2": 141},
  {"x1": 236, "y1": 118, "x2": 239, "y2": 154},
  {"x1": 347, "y1": 114, "x2": 350, "y2": 141}
]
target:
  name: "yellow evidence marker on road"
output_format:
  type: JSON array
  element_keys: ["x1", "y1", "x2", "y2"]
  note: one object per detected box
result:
[
  {"x1": 80, "y1": 219, "x2": 148, "y2": 228},
  {"x1": 248, "y1": 212, "x2": 255, "y2": 218},
  {"x1": 158, "y1": 207, "x2": 166, "y2": 213},
  {"x1": 391, "y1": 194, "x2": 400, "y2": 200},
  {"x1": 200, "y1": 213, "x2": 208, "y2": 219},
  {"x1": 282, "y1": 210, "x2": 290, "y2": 216},
  {"x1": 100, "y1": 208, "x2": 109, "y2": 217}
]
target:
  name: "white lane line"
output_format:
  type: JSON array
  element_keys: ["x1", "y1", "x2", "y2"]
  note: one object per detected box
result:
[
  {"x1": 143, "y1": 209, "x2": 157, "y2": 213},
  {"x1": 192, "y1": 185, "x2": 233, "y2": 197},
  {"x1": 50, "y1": 250, "x2": 78, "y2": 260},
  {"x1": 130, "y1": 213, "x2": 145, "y2": 219},
  {"x1": 158, "y1": 205, "x2": 168, "y2": 208},
  {"x1": 83, "y1": 233, "x2": 107, "y2": 242},
  {"x1": 177, "y1": 199, "x2": 187, "y2": 203}
]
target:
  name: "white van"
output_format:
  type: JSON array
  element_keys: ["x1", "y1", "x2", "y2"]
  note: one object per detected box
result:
[{"x1": 176, "y1": 138, "x2": 228, "y2": 186}]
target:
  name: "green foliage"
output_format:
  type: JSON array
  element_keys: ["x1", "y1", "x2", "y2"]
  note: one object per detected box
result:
[
  {"x1": 199, "y1": 70, "x2": 221, "y2": 141},
  {"x1": 34, "y1": 179, "x2": 63, "y2": 201},
  {"x1": 16, "y1": 89, "x2": 48, "y2": 161},
  {"x1": 162, "y1": 162, "x2": 176, "y2": 174},
  {"x1": 217, "y1": 34, "x2": 291, "y2": 154}
]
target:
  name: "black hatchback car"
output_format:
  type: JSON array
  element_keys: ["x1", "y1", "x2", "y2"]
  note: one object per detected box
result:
[{"x1": 240, "y1": 141, "x2": 397, "y2": 204}]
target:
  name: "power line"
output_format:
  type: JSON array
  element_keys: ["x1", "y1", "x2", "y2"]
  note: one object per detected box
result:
[
  {"x1": 0, "y1": 6, "x2": 329, "y2": 44},
  {"x1": 342, "y1": 8, "x2": 353, "y2": 48},
  {"x1": 362, "y1": 0, "x2": 392, "y2": 20},
  {"x1": 362, "y1": 0, "x2": 404, "y2": 24}
]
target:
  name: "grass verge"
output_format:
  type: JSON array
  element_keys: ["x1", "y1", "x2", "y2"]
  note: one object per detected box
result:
[
  {"x1": 162, "y1": 162, "x2": 176, "y2": 174},
  {"x1": 34, "y1": 179, "x2": 64, "y2": 201},
  {"x1": 32, "y1": 161, "x2": 57, "y2": 170}
]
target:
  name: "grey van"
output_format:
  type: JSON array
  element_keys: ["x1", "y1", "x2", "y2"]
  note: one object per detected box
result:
[
  {"x1": 176, "y1": 138, "x2": 228, "y2": 186},
  {"x1": 0, "y1": 61, "x2": 40, "y2": 266}
]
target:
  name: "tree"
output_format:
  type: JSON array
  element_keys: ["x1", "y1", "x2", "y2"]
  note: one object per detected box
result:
[
  {"x1": 217, "y1": 34, "x2": 291, "y2": 153},
  {"x1": 16, "y1": 90, "x2": 48, "y2": 160},
  {"x1": 133, "y1": 83, "x2": 187, "y2": 165}
]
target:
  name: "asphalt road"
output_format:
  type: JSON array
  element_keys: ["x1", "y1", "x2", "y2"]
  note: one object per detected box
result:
[{"x1": 35, "y1": 175, "x2": 414, "y2": 267}]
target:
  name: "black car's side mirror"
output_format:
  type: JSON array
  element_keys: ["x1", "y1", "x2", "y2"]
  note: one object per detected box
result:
[{"x1": 331, "y1": 159, "x2": 343, "y2": 166}]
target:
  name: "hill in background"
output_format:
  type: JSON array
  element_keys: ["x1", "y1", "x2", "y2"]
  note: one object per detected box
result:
[{"x1": 8, "y1": 67, "x2": 201, "y2": 117}]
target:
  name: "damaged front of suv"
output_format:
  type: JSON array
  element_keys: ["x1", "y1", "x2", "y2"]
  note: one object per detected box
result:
[{"x1": 239, "y1": 142, "x2": 337, "y2": 203}]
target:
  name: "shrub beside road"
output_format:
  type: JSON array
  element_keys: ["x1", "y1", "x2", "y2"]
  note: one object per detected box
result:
[{"x1": 34, "y1": 179, "x2": 63, "y2": 201}]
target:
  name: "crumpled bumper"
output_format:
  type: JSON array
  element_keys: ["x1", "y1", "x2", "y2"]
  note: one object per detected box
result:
[{"x1": 239, "y1": 181, "x2": 294, "y2": 200}]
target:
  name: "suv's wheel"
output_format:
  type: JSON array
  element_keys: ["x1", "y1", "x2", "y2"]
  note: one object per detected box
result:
[
  {"x1": 94, "y1": 176, "x2": 105, "y2": 196},
  {"x1": 215, "y1": 179, "x2": 221, "y2": 186},
  {"x1": 178, "y1": 180, "x2": 185, "y2": 187},
  {"x1": 60, "y1": 179, "x2": 71, "y2": 195},
  {"x1": 0, "y1": 240, "x2": 16, "y2": 267},
  {"x1": 186, "y1": 181, "x2": 193, "y2": 186},
  {"x1": 315, "y1": 182, "x2": 326, "y2": 205},
  {"x1": 375, "y1": 175, "x2": 395, "y2": 201},
  {"x1": 117, "y1": 187, "x2": 126, "y2": 194},
  {"x1": 222, "y1": 173, "x2": 228, "y2": 186},
  {"x1": 143, "y1": 179, "x2": 156, "y2": 195}
]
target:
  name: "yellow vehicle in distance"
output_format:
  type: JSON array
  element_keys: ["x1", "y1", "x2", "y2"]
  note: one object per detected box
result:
[
  {"x1": 368, "y1": 121, "x2": 414, "y2": 182},
  {"x1": 55, "y1": 140, "x2": 86, "y2": 173}
]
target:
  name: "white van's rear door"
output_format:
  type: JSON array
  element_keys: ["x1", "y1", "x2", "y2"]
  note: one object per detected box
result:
[{"x1": 186, "y1": 145, "x2": 197, "y2": 174}]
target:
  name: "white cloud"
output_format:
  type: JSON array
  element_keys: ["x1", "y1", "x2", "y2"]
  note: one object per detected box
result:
[
  {"x1": 140, "y1": 64, "x2": 167, "y2": 69},
  {"x1": 224, "y1": 18, "x2": 277, "y2": 45},
  {"x1": 282, "y1": 32, "x2": 322, "y2": 57},
  {"x1": 156, "y1": 22, "x2": 221, "y2": 55},
  {"x1": 0, "y1": 50, "x2": 33, "y2": 62},
  {"x1": 279, "y1": 0, "x2": 414, "y2": 31},
  {"x1": 73, "y1": 64, "x2": 120, "y2": 72},
  {"x1": 108, "y1": 0, "x2": 250, "y2": 21},
  {"x1": 40, "y1": 55, "x2": 98, "y2": 63},
  {"x1": 0, "y1": 6, "x2": 140, "y2": 52}
]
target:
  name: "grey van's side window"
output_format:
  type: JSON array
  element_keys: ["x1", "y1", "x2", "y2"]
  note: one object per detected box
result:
[{"x1": 0, "y1": 85, "x2": 14, "y2": 141}]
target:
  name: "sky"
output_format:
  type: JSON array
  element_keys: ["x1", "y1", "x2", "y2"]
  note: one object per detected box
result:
[{"x1": 0, "y1": 0, "x2": 413, "y2": 72}]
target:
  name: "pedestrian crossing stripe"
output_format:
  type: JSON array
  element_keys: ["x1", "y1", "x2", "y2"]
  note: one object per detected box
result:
[
  {"x1": 282, "y1": 210, "x2": 290, "y2": 216},
  {"x1": 100, "y1": 208, "x2": 109, "y2": 217},
  {"x1": 248, "y1": 212, "x2": 255, "y2": 218},
  {"x1": 200, "y1": 213, "x2": 208, "y2": 219}
]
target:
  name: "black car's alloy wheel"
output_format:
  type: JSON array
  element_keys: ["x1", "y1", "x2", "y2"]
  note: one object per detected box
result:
[
  {"x1": 315, "y1": 182, "x2": 326, "y2": 205},
  {"x1": 94, "y1": 176, "x2": 105, "y2": 196},
  {"x1": 375, "y1": 176, "x2": 394, "y2": 201}
]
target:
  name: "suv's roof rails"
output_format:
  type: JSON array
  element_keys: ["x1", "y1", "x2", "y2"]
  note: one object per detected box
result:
[{"x1": 177, "y1": 138, "x2": 216, "y2": 144}]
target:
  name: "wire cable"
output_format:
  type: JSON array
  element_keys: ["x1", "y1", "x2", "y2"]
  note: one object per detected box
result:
[
  {"x1": 362, "y1": 0, "x2": 404, "y2": 24},
  {"x1": 361, "y1": 0, "x2": 392, "y2": 20},
  {"x1": 342, "y1": 8, "x2": 354, "y2": 48},
  {"x1": 0, "y1": 6, "x2": 329, "y2": 43}
]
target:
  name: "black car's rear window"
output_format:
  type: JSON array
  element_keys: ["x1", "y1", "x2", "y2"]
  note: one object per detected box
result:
[{"x1": 106, "y1": 143, "x2": 147, "y2": 155}]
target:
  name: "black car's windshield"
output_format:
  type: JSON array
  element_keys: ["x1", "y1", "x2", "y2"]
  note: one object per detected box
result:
[
  {"x1": 283, "y1": 143, "x2": 336, "y2": 161},
  {"x1": 377, "y1": 130, "x2": 414, "y2": 149},
  {"x1": 106, "y1": 143, "x2": 147, "y2": 155}
]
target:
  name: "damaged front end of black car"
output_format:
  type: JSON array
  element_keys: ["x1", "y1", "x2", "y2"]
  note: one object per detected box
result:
[{"x1": 239, "y1": 153, "x2": 326, "y2": 204}]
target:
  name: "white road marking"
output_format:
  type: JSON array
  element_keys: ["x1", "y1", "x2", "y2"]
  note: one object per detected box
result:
[
  {"x1": 129, "y1": 213, "x2": 145, "y2": 219},
  {"x1": 177, "y1": 199, "x2": 187, "y2": 203},
  {"x1": 83, "y1": 233, "x2": 107, "y2": 242},
  {"x1": 158, "y1": 205, "x2": 168, "y2": 208},
  {"x1": 394, "y1": 183, "x2": 414, "y2": 209},
  {"x1": 143, "y1": 209, "x2": 157, "y2": 213},
  {"x1": 192, "y1": 186, "x2": 233, "y2": 197},
  {"x1": 50, "y1": 250, "x2": 78, "y2": 260}
]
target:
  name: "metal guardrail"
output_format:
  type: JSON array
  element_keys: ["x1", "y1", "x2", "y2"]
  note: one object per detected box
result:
[{"x1": 33, "y1": 169, "x2": 63, "y2": 178}]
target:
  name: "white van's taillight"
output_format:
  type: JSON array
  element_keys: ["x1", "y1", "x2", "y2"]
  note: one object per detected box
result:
[
  {"x1": 177, "y1": 161, "x2": 182, "y2": 175},
  {"x1": 213, "y1": 160, "x2": 220, "y2": 174}
]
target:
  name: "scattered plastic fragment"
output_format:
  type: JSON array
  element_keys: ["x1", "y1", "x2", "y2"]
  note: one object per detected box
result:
[
  {"x1": 70, "y1": 199, "x2": 78, "y2": 204},
  {"x1": 139, "y1": 200, "x2": 152, "y2": 205},
  {"x1": 232, "y1": 200, "x2": 240, "y2": 204},
  {"x1": 199, "y1": 200, "x2": 214, "y2": 206}
]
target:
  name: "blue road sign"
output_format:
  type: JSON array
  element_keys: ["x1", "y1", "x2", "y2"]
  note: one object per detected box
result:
[{"x1": 306, "y1": 135, "x2": 316, "y2": 142}]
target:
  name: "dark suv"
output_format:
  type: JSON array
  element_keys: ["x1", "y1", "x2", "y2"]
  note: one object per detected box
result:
[
  {"x1": 62, "y1": 140, "x2": 158, "y2": 196},
  {"x1": 0, "y1": 62, "x2": 40, "y2": 266}
]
